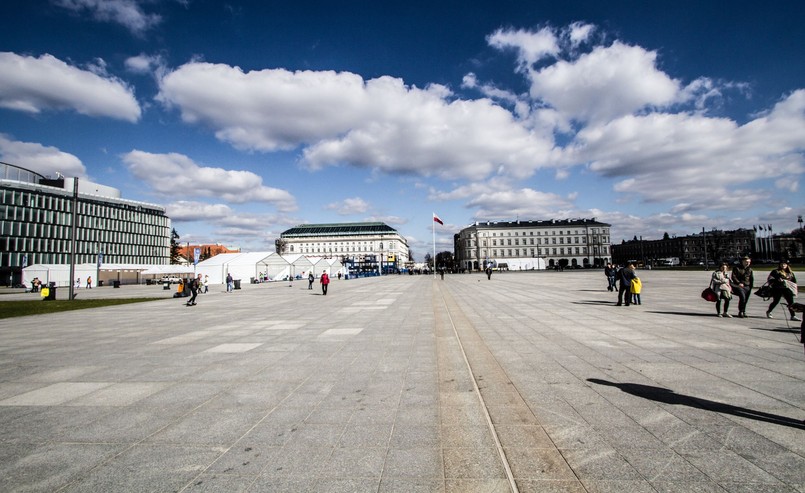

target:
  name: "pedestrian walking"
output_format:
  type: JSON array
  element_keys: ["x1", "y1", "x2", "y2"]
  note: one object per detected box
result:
[
  {"x1": 320, "y1": 270, "x2": 330, "y2": 295},
  {"x1": 203, "y1": 275, "x2": 209, "y2": 293},
  {"x1": 86, "y1": 276, "x2": 92, "y2": 289},
  {"x1": 616, "y1": 263, "x2": 636, "y2": 306},
  {"x1": 605, "y1": 263, "x2": 617, "y2": 291},
  {"x1": 766, "y1": 260, "x2": 799, "y2": 321},
  {"x1": 226, "y1": 273, "x2": 233, "y2": 293},
  {"x1": 486, "y1": 266, "x2": 492, "y2": 280},
  {"x1": 730, "y1": 256, "x2": 753, "y2": 318},
  {"x1": 186, "y1": 274, "x2": 200, "y2": 306},
  {"x1": 308, "y1": 272, "x2": 314, "y2": 290},
  {"x1": 711, "y1": 262, "x2": 732, "y2": 317}
]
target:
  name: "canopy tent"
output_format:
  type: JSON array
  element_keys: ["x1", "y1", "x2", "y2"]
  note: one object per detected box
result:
[
  {"x1": 309, "y1": 257, "x2": 344, "y2": 277},
  {"x1": 260, "y1": 254, "x2": 291, "y2": 280},
  {"x1": 23, "y1": 263, "x2": 96, "y2": 288},
  {"x1": 22, "y1": 263, "x2": 187, "y2": 287},
  {"x1": 195, "y1": 252, "x2": 276, "y2": 284}
]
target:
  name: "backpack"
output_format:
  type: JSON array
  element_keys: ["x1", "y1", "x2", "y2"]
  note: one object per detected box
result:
[{"x1": 630, "y1": 277, "x2": 642, "y2": 294}]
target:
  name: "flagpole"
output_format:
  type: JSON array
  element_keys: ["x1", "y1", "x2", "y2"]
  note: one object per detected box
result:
[{"x1": 432, "y1": 213, "x2": 436, "y2": 278}]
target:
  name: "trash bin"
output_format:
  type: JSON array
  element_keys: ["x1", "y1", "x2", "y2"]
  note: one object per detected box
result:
[
  {"x1": 43, "y1": 286, "x2": 57, "y2": 301},
  {"x1": 233, "y1": 279, "x2": 241, "y2": 290},
  {"x1": 98, "y1": 280, "x2": 104, "y2": 287},
  {"x1": 163, "y1": 283, "x2": 170, "y2": 290},
  {"x1": 113, "y1": 280, "x2": 120, "y2": 288}
]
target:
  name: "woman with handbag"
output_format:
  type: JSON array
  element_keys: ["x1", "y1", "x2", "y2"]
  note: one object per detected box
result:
[
  {"x1": 766, "y1": 260, "x2": 800, "y2": 321},
  {"x1": 711, "y1": 262, "x2": 733, "y2": 317}
]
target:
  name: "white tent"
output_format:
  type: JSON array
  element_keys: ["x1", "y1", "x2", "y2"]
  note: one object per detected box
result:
[
  {"x1": 261, "y1": 254, "x2": 291, "y2": 280},
  {"x1": 195, "y1": 252, "x2": 276, "y2": 284},
  {"x1": 22, "y1": 263, "x2": 191, "y2": 287},
  {"x1": 23, "y1": 263, "x2": 96, "y2": 288},
  {"x1": 309, "y1": 257, "x2": 344, "y2": 277},
  {"x1": 195, "y1": 253, "x2": 240, "y2": 285}
]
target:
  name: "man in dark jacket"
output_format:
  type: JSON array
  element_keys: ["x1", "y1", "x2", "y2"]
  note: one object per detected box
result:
[
  {"x1": 186, "y1": 274, "x2": 200, "y2": 306},
  {"x1": 617, "y1": 263, "x2": 636, "y2": 306},
  {"x1": 730, "y1": 256, "x2": 754, "y2": 318}
]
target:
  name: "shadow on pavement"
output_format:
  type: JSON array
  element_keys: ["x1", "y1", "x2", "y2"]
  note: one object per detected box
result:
[
  {"x1": 644, "y1": 310, "x2": 715, "y2": 317},
  {"x1": 587, "y1": 378, "x2": 805, "y2": 430},
  {"x1": 573, "y1": 300, "x2": 619, "y2": 305}
]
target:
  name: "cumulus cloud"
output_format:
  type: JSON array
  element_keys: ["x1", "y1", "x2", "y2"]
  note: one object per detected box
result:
[
  {"x1": 0, "y1": 52, "x2": 141, "y2": 121},
  {"x1": 567, "y1": 90, "x2": 805, "y2": 210},
  {"x1": 157, "y1": 62, "x2": 556, "y2": 180},
  {"x1": 0, "y1": 135, "x2": 85, "y2": 178},
  {"x1": 53, "y1": 0, "x2": 161, "y2": 34},
  {"x1": 121, "y1": 150, "x2": 298, "y2": 211},
  {"x1": 527, "y1": 41, "x2": 681, "y2": 124},
  {"x1": 325, "y1": 197, "x2": 370, "y2": 215}
]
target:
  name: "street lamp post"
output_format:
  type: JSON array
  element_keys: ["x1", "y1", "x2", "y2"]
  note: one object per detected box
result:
[{"x1": 379, "y1": 241, "x2": 383, "y2": 276}]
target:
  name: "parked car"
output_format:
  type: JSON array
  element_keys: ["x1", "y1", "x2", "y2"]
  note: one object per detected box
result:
[{"x1": 160, "y1": 276, "x2": 181, "y2": 284}]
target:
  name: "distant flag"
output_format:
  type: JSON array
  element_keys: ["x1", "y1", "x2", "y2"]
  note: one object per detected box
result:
[
  {"x1": 433, "y1": 213, "x2": 444, "y2": 225},
  {"x1": 758, "y1": 225, "x2": 764, "y2": 231},
  {"x1": 753, "y1": 225, "x2": 757, "y2": 232},
  {"x1": 768, "y1": 224, "x2": 772, "y2": 232}
]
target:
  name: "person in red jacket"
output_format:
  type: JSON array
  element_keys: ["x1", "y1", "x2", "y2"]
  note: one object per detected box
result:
[{"x1": 320, "y1": 270, "x2": 330, "y2": 296}]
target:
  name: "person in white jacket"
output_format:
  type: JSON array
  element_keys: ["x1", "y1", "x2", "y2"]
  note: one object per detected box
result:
[{"x1": 711, "y1": 262, "x2": 732, "y2": 317}]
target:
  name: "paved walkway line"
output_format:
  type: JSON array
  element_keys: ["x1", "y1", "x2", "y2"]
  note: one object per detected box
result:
[{"x1": 434, "y1": 280, "x2": 519, "y2": 493}]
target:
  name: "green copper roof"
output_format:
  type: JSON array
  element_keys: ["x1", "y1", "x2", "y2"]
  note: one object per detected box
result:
[{"x1": 281, "y1": 222, "x2": 398, "y2": 237}]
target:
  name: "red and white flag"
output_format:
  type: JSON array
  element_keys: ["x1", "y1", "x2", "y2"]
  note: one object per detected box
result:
[{"x1": 433, "y1": 213, "x2": 443, "y2": 225}]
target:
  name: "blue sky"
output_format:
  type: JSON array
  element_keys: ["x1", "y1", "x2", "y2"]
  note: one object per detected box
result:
[{"x1": 1, "y1": 1, "x2": 803, "y2": 259}]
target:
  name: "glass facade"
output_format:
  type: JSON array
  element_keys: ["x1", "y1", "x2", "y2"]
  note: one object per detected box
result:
[{"x1": 1, "y1": 163, "x2": 171, "y2": 285}]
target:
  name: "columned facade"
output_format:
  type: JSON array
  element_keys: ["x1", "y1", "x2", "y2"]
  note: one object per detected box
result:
[
  {"x1": 454, "y1": 219, "x2": 611, "y2": 271},
  {"x1": 280, "y1": 222, "x2": 410, "y2": 275}
]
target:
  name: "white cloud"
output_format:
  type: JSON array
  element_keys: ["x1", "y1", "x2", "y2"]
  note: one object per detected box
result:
[
  {"x1": 125, "y1": 53, "x2": 165, "y2": 76},
  {"x1": 528, "y1": 41, "x2": 681, "y2": 123},
  {"x1": 566, "y1": 22, "x2": 595, "y2": 48},
  {"x1": 566, "y1": 90, "x2": 805, "y2": 210},
  {"x1": 53, "y1": 0, "x2": 161, "y2": 34},
  {"x1": 121, "y1": 150, "x2": 298, "y2": 211},
  {"x1": 166, "y1": 201, "x2": 234, "y2": 222},
  {"x1": 0, "y1": 52, "x2": 141, "y2": 121},
  {"x1": 325, "y1": 197, "x2": 370, "y2": 215},
  {"x1": 157, "y1": 62, "x2": 556, "y2": 180},
  {"x1": 487, "y1": 27, "x2": 559, "y2": 70},
  {"x1": 0, "y1": 135, "x2": 85, "y2": 178}
]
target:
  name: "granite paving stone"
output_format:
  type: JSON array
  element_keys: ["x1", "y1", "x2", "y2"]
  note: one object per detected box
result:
[{"x1": 0, "y1": 270, "x2": 801, "y2": 491}]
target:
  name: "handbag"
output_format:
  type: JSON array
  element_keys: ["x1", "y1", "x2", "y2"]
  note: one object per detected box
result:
[
  {"x1": 754, "y1": 284, "x2": 772, "y2": 299},
  {"x1": 701, "y1": 287, "x2": 717, "y2": 302}
]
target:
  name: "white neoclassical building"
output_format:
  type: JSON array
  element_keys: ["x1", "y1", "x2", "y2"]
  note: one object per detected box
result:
[
  {"x1": 279, "y1": 222, "x2": 410, "y2": 275},
  {"x1": 454, "y1": 218, "x2": 611, "y2": 271}
]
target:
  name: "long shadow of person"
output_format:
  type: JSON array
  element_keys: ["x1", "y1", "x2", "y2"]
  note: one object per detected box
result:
[{"x1": 587, "y1": 378, "x2": 805, "y2": 430}]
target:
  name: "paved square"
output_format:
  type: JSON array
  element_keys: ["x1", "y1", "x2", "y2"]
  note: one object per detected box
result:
[{"x1": 0, "y1": 269, "x2": 802, "y2": 492}]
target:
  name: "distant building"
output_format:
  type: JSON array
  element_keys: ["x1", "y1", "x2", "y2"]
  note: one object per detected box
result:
[
  {"x1": 180, "y1": 244, "x2": 240, "y2": 264},
  {"x1": 1, "y1": 162, "x2": 171, "y2": 286},
  {"x1": 279, "y1": 222, "x2": 409, "y2": 275},
  {"x1": 454, "y1": 218, "x2": 611, "y2": 271},
  {"x1": 611, "y1": 228, "x2": 756, "y2": 266}
]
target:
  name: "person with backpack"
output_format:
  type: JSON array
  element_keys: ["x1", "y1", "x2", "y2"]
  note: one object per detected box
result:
[{"x1": 308, "y1": 271, "x2": 315, "y2": 290}]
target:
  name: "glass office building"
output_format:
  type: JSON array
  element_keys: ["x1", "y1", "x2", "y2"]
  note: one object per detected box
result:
[{"x1": 1, "y1": 162, "x2": 171, "y2": 286}]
